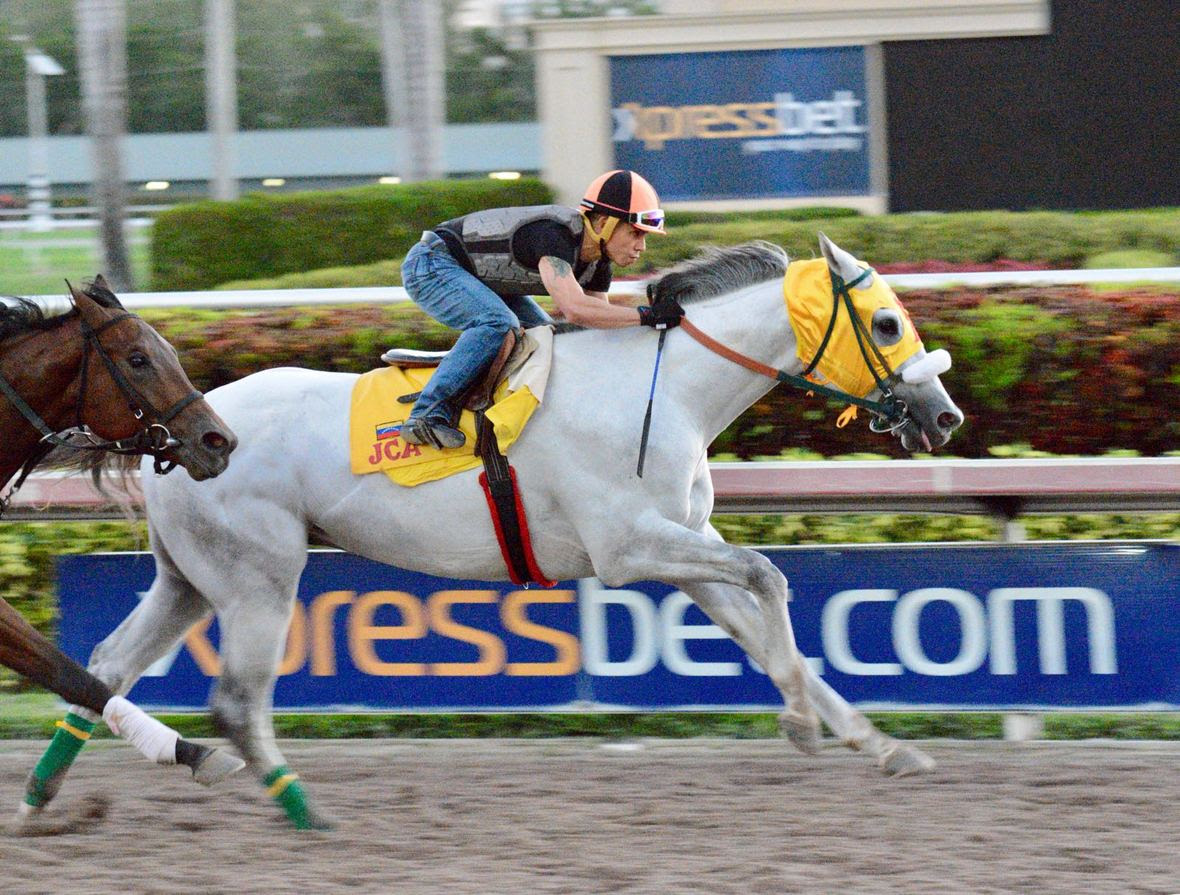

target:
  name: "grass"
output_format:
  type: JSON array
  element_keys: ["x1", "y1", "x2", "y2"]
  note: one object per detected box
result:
[
  {"x1": 0, "y1": 227, "x2": 151, "y2": 295},
  {"x1": 1084, "y1": 248, "x2": 1176, "y2": 268},
  {"x1": 3, "y1": 692, "x2": 1180, "y2": 742}
]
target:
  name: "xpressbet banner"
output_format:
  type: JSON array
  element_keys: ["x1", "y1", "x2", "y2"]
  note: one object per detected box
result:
[
  {"x1": 56, "y1": 543, "x2": 1180, "y2": 711},
  {"x1": 610, "y1": 47, "x2": 872, "y2": 201}
]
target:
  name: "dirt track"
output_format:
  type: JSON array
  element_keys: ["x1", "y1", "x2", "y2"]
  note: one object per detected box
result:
[{"x1": 1, "y1": 738, "x2": 1178, "y2": 894}]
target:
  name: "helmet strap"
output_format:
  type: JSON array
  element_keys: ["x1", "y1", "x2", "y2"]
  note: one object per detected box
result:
[{"x1": 581, "y1": 211, "x2": 619, "y2": 258}]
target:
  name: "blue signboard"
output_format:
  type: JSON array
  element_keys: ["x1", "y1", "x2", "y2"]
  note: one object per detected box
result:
[
  {"x1": 609, "y1": 47, "x2": 872, "y2": 201},
  {"x1": 57, "y1": 542, "x2": 1180, "y2": 712}
]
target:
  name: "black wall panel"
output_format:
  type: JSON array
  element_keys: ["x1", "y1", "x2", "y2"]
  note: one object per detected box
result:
[{"x1": 883, "y1": 0, "x2": 1180, "y2": 211}]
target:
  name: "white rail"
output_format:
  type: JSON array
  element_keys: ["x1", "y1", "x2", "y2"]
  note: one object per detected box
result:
[
  {"x1": 9, "y1": 458, "x2": 1180, "y2": 522},
  {"x1": 16, "y1": 267, "x2": 1180, "y2": 309}
]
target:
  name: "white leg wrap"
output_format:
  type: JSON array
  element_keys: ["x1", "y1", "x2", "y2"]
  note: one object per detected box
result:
[{"x1": 102, "y1": 696, "x2": 179, "y2": 765}]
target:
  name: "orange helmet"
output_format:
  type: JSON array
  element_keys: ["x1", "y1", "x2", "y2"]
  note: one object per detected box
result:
[{"x1": 580, "y1": 170, "x2": 666, "y2": 234}]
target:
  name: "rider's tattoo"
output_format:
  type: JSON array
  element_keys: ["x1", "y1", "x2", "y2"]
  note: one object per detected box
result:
[{"x1": 543, "y1": 256, "x2": 572, "y2": 278}]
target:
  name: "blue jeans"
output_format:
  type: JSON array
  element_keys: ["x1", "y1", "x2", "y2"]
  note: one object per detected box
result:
[{"x1": 401, "y1": 232, "x2": 551, "y2": 423}]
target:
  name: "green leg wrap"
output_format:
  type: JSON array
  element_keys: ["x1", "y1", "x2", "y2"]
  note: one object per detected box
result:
[
  {"x1": 25, "y1": 712, "x2": 96, "y2": 808},
  {"x1": 263, "y1": 765, "x2": 328, "y2": 830}
]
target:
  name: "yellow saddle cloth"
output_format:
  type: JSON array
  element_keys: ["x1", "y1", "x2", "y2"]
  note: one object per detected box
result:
[{"x1": 349, "y1": 327, "x2": 553, "y2": 487}]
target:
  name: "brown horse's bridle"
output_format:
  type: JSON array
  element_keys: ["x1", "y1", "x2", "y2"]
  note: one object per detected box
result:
[{"x1": 0, "y1": 310, "x2": 203, "y2": 516}]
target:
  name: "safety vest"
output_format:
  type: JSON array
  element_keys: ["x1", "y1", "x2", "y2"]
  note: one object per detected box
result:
[{"x1": 437, "y1": 205, "x2": 606, "y2": 296}]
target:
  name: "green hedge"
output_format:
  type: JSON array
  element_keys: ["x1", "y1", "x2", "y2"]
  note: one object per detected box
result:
[
  {"x1": 150, "y1": 178, "x2": 554, "y2": 290},
  {"x1": 156, "y1": 188, "x2": 1180, "y2": 294},
  {"x1": 211, "y1": 207, "x2": 1180, "y2": 290}
]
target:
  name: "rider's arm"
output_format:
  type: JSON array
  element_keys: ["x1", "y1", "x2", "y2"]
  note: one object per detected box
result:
[{"x1": 539, "y1": 256, "x2": 641, "y2": 329}]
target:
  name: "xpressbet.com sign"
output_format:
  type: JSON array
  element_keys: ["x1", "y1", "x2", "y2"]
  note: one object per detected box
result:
[
  {"x1": 612, "y1": 91, "x2": 866, "y2": 152},
  {"x1": 57, "y1": 543, "x2": 1180, "y2": 711}
]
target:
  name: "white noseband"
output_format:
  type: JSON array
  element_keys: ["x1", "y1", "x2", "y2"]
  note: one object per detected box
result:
[{"x1": 901, "y1": 348, "x2": 952, "y2": 384}]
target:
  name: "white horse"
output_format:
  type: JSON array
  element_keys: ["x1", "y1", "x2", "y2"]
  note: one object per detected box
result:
[{"x1": 32, "y1": 235, "x2": 962, "y2": 828}]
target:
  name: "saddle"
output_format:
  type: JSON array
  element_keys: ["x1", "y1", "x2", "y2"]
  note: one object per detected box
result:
[
  {"x1": 381, "y1": 328, "x2": 522, "y2": 416},
  {"x1": 374, "y1": 327, "x2": 553, "y2": 587}
]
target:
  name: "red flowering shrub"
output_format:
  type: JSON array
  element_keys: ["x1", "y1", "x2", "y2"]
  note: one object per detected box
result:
[{"x1": 148, "y1": 286, "x2": 1180, "y2": 458}]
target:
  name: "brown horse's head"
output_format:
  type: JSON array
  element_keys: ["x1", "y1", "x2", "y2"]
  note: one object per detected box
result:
[{"x1": 67, "y1": 278, "x2": 237, "y2": 481}]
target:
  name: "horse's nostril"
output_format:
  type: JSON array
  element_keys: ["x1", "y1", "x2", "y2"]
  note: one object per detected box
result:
[
  {"x1": 937, "y1": 411, "x2": 961, "y2": 430},
  {"x1": 203, "y1": 431, "x2": 229, "y2": 452}
]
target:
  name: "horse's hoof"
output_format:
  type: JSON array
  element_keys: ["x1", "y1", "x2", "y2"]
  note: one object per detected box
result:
[
  {"x1": 7, "y1": 795, "x2": 109, "y2": 837},
  {"x1": 8, "y1": 802, "x2": 43, "y2": 836},
  {"x1": 880, "y1": 743, "x2": 936, "y2": 777},
  {"x1": 293, "y1": 807, "x2": 336, "y2": 832},
  {"x1": 778, "y1": 712, "x2": 822, "y2": 755},
  {"x1": 190, "y1": 747, "x2": 246, "y2": 787}
]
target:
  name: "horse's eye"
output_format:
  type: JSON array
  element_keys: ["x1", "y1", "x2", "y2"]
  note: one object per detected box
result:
[
  {"x1": 128, "y1": 351, "x2": 149, "y2": 369},
  {"x1": 872, "y1": 310, "x2": 903, "y2": 346}
]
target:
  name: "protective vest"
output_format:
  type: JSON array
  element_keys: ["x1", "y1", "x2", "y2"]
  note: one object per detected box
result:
[{"x1": 438, "y1": 205, "x2": 606, "y2": 296}]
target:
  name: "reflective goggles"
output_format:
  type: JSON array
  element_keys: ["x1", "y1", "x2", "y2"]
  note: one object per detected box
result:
[{"x1": 628, "y1": 208, "x2": 665, "y2": 231}]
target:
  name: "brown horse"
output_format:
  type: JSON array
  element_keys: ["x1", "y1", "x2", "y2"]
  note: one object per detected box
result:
[{"x1": 1, "y1": 279, "x2": 241, "y2": 825}]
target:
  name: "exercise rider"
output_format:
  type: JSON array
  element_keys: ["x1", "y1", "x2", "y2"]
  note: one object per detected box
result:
[{"x1": 399, "y1": 169, "x2": 684, "y2": 449}]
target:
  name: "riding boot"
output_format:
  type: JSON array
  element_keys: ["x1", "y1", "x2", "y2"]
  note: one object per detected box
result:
[
  {"x1": 401, "y1": 417, "x2": 466, "y2": 449},
  {"x1": 402, "y1": 327, "x2": 509, "y2": 449}
]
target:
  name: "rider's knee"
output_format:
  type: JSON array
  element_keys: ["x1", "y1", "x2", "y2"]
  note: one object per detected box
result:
[{"x1": 470, "y1": 309, "x2": 520, "y2": 333}]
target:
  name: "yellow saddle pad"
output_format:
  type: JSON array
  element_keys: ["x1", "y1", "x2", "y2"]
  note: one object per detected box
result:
[{"x1": 349, "y1": 327, "x2": 553, "y2": 487}]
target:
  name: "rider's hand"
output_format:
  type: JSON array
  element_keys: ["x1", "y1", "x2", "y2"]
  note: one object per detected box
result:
[{"x1": 638, "y1": 298, "x2": 685, "y2": 330}]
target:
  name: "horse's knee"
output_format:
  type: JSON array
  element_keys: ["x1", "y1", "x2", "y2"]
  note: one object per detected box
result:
[{"x1": 85, "y1": 644, "x2": 128, "y2": 694}]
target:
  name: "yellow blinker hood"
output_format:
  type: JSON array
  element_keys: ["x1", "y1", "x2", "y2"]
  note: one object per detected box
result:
[{"x1": 783, "y1": 258, "x2": 923, "y2": 399}]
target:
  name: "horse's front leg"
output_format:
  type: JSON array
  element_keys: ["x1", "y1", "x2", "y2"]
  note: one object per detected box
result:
[
  {"x1": 590, "y1": 514, "x2": 820, "y2": 754},
  {"x1": 676, "y1": 542, "x2": 934, "y2": 775}
]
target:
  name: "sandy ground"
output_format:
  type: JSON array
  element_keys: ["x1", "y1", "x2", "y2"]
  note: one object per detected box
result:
[{"x1": 1, "y1": 738, "x2": 1178, "y2": 895}]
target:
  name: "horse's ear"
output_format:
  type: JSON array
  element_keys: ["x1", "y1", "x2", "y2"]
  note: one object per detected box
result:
[
  {"x1": 66, "y1": 278, "x2": 105, "y2": 323},
  {"x1": 818, "y1": 232, "x2": 869, "y2": 285}
]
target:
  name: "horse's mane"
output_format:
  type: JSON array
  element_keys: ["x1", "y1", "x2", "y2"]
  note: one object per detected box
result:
[
  {"x1": 0, "y1": 296, "x2": 68, "y2": 341},
  {"x1": 553, "y1": 241, "x2": 789, "y2": 335},
  {"x1": 648, "y1": 240, "x2": 789, "y2": 306},
  {"x1": 0, "y1": 280, "x2": 123, "y2": 343}
]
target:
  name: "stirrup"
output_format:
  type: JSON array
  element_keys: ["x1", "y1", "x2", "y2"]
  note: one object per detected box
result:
[{"x1": 401, "y1": 418, "x2": 466, "y2": 450}]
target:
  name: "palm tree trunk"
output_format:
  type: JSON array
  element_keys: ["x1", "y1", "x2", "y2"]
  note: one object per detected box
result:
[
  {"x1": 379, "y1": 0, "x2": 445, "y2": 183},
  {"x1": 75, "y1": 0, "x2": 134, "y2": 291}
]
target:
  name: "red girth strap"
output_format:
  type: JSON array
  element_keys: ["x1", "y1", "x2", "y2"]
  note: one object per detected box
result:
[{"x1": 475, "y1": 414, "x2": 555, "y2": 587}]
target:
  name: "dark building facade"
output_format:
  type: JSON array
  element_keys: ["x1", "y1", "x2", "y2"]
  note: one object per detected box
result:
[{"x1": 883, "y1": 0, "x2": 1180, "y2": 211}]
